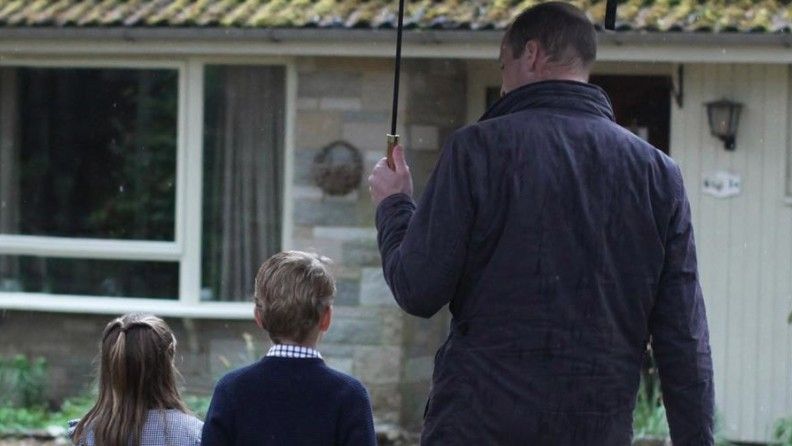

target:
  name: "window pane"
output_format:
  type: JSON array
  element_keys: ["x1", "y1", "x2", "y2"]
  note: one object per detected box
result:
[
  {"x1": 201, "y1": 65, "x2": 285, "y2": 302},
  {"x1": 0, "y1": 67, "x2": 178, "y2": 241},
  {"x1": 0, "y1": 256, "x2": 178, "y2": 299}
]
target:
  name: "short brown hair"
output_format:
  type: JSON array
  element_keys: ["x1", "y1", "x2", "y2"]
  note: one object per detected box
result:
[
  {"x1": 254, "y1": 251, "x2": 336, "y2": 344},
  {"x1": 504, "y1": 2, "x2": 597, "y2": 69}
]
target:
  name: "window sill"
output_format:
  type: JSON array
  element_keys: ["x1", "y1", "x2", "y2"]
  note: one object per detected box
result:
[{"x1": 0, "y1": 292, "x2": 252, "y2": 319}]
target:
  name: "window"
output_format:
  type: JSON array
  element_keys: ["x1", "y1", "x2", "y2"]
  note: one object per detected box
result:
[
  {"x1": 0, "y1": 60, "x2": 291, "y2": 313},
  {"x1": 0, "y1": 67, "x2": 177, "y2": 240},
  {"x1": 0, "y1": 256, "x2": 178, "y2": 299},
  {"x1": 0, "y1": 65, "x2": 180, "y2": 300},
  {"x1": 201, "y1": 65, "x2": 286, "y2": 302}
]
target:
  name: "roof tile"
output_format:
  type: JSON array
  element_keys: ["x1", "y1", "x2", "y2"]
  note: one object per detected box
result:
[{"x1": 0, "y1": 0, "x2": 791, "y2": 33}]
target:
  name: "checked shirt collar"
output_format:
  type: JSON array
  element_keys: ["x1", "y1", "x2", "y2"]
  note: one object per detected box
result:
[{"x1": 266, "y1": 344, "x2": 323, "y2": 359}]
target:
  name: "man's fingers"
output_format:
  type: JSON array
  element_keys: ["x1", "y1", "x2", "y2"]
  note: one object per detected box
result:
[
  {"x1": 392, "y1": 145, "x2": 409, "y2": 173},
  {"x1": 372, "y1": 158, "x2": 389, "y2": 172}
]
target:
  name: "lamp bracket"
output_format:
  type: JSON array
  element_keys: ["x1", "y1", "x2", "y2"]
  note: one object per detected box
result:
[{"x1": 672, "y1": 64, "x2": 684, "y2": 108}]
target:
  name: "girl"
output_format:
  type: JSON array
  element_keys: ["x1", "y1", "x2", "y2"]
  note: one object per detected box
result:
[{"x1": 70, "y1": 314, "x2": 202, "y2": 445}]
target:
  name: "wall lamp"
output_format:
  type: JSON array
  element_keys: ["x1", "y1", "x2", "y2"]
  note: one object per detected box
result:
[{"x1": 705, "y1": 99, "x2": 743, "y2": 151}]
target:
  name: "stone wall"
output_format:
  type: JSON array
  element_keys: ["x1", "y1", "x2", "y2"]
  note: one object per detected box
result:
[
  {"x1": 0, "y1": 311, "x2": 260, "y2": 402},
  {"x1": 291, "y1": 56, "x2": 466, "y2": 427},
  {"x1": 0, "y1": 56, "x2": 468, "y2": 431}
]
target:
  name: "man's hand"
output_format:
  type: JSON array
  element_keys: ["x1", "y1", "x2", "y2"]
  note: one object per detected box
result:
[{"x1": 368, "y1": 144, "x2": 414, "y2": 207}]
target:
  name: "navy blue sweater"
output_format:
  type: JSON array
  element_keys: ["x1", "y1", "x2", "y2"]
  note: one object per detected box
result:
[{"x1": 201, "y1": 357, "x2": 377, "y2": 446}]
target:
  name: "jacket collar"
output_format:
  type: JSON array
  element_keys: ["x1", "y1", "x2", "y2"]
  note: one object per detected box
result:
[{"x1": 479, "y1": 80, "x2": 615, "y2": 123}]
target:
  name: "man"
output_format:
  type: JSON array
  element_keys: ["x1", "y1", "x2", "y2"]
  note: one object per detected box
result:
[{"x1": 368, "y1": 2, "x2": 714, "y2": 445}]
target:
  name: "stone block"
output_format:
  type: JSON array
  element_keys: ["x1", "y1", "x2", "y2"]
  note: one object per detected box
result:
[
  {"x1": 320, "y1": 343, "x2": 356, "y2": 358},
  {"x1": 399, "y1": 381, "x2": 432, "y2": 429},
  {"x1": 320, "y1": 97, "x2": 363, "y2": 111},
  {"x1": 409, "y1": 125, "x2": 440, "y2": 151},
  {"x1": 296, "y1": 57, "x2": 317, "y2": 73},
  {"x1": 293, "y1": 187, "x2": 360, "y2": 203},
  {"x1": 62, "y1": 318, "x2": 104, "y2": 335},
  {"x1": 299, "y1": 71, "x2": 361, "y2": 98},
  {"x1": 353, "y1": 346, "x2": 403, "y2": 384},
  {"x1": 404, "y1": 356, "x2": 434, "y2": 383},
  {"x1": 325, "y1": 357, "x2": 354, "y2": 375},
  {"x1": 322, "y1": 190, "x2": 361, "y2": 203},
  {"x1": 297, "y1": 97, "x2": 319, "y2": 110},
  {"x1": 333, "y1": 304, "x2": 379, "y2": 319},
  {"x1": 209, "y1": 338, "x2": 254, "y2": 378},
  {"x1": 292, "y1": 185, "x2": 325, "y2": 200},
  {"x1": 342, "y1": 110, "x2": 390, "y2": 123},
  {"x1": 332, "y1": 265, "x2": 363, "y2": 281},
  {"x1": 320, "y1": 58, "x2": 390, "y2": 73},
  {"x1": 367, "y1": 383, "x2": 402, "y2": 423},
  {"x1": 323, "y1": 317, "x2": 382, "y2": 345},
  {"x1": 291, "y1": 236, "x2": 344, "y2": 263},
  {"x1": 314, "y1": 226, "x2": 377, "y2": 241},
  {"x1": 380, "y1": 308, "x2": 404, "y2": 344},
  {"x1": 293, "y1": 198, "x2": 361, "y2": 226},
  {"x1": 295, "y1": 111, "x2": 343, "y2": 150},
  {"x1": 335, "y1": 278, "x2": 361, "y2": 306},
  {"x1": 342, "y1": 239, "x2": 381, "y2": 268},
  {"x1": 361, "y1": 71, "x2": 394, "y2": 112},
  {"x1": 343, "y1": 121, "x2": 387, "y2": 153},
  {"x1": 407, "y1": 150, "x2": 441, "y2": 199},
  {"x1": 291, "y1": 225, "x2": 313, "y2": 240},
  {"x1": 425, "y1": 59, "x2": 461, "y2": 76},
  {"x1": 360, "y1": 267, "x2": 395, "y2": 307}
]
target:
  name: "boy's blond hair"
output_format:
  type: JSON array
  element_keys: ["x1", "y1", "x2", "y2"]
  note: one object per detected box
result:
[{"x1": 254, "y1": 251, "x2": 336, "y2": 344}]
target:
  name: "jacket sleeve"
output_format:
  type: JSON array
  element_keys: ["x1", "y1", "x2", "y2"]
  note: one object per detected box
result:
[
  {"x1": 376, "y1": 131, "x2": 475, "y2": 318},
  {"x1": 649, "y1": 164, "x2": 715, "y2": 446},
  {"x1": 201, "y1": 377, "x2": 235, "y2": 446}
]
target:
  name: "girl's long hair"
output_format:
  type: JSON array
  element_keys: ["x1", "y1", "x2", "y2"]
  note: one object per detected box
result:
[{"x1": 72, "y1": 314, "x2": 188, "y2": 446}]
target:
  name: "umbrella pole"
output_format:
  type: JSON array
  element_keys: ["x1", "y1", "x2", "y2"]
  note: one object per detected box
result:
[
  {"x1": 386, "y1": 0, "x2": 406, "y2": 170},
  {"x1": 605, "y1": 0, "x2": 617, "y2": 30}
]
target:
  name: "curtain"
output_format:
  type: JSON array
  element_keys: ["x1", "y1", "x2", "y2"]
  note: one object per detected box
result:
[
  {"x1": 205, "y1": 66, "x2": 284, "y2": 301},
  {"x1": 0, "y1": 68, "x2": 20, "y2": 286}
]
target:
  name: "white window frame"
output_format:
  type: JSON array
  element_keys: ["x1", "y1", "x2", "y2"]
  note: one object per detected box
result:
[
  {"x1": 0, "y1": 56, "x2": 296, "y2": 319},
  {"x1": 785, "y1": 66, "x2": 792, "y2": 205}
]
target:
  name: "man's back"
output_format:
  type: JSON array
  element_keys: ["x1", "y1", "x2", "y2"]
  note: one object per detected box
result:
[
  {"x1": 376, "y1": 81, "x2": 713, "y2": 445},
  {"x1": 201, "y1": 357, "x2": 376, "y2": 446}
]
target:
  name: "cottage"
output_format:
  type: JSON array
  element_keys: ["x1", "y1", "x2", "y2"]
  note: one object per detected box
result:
[{"x1": 1, "y1": 0, "x2": 791, "y2": 443}]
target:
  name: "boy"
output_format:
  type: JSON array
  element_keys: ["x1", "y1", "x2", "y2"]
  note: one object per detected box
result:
[{"x1": 202, "y1": 251, "x2": 377, "y2": 446}]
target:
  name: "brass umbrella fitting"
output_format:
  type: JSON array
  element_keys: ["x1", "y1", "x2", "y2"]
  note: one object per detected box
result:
[{"x1": 386, "y1": 0, "x2": 406, "y2": 171}]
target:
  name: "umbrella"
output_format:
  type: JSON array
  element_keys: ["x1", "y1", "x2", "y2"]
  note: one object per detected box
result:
[
  {"x1": 605, "y1": 0, "x2": 617, "y2": 30},
  {"x1": 385, "y1": 0, "x2": 617, "y2": 169},
  {"x1": 386, "y1": 0, "x2": 406, "y2": 170}
]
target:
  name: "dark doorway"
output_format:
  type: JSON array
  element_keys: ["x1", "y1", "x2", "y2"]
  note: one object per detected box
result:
[
  {"x1": 590, "y1": 75, "x2": 671, "y2": 154},
  {"x1": 484, "y1": 75, "x2": 672, "y2": 154}
]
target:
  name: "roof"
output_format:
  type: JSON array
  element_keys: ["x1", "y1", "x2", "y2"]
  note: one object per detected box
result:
[{"x1": 0, "y1": 0, "x2": 790, "y2": 33}]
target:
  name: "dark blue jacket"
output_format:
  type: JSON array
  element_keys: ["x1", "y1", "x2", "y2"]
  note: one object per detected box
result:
[
  {"x1": 201, "y1": 357, "x2": 377, "y2": 446},
  {"x1": 376, "y1": 80, "x2": 714, "y2": 445}
]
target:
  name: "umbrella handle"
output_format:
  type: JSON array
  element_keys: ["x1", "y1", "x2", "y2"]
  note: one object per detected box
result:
[{"x1": 386, "y1": 134, "x2": 399, "y2": 170}]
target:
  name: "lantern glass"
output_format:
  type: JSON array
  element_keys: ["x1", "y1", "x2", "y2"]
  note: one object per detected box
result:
[{"x1": 706, "y1": 100, "x2": 741, "y2": 139}]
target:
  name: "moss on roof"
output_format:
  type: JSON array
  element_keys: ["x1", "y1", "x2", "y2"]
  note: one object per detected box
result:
[{"x1": 0, "y1": 0, "x2": 790, "y2": 32}]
